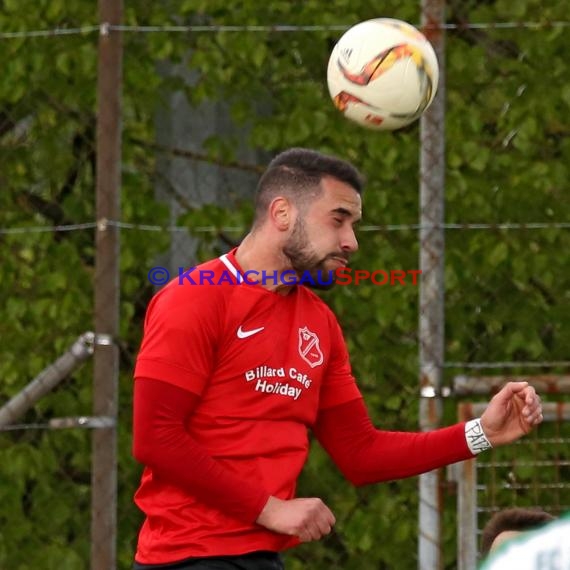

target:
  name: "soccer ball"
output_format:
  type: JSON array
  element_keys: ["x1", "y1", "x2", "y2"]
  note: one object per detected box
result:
[{"x1": 327, "y1": 18, "x2": 439, "y2": 131}]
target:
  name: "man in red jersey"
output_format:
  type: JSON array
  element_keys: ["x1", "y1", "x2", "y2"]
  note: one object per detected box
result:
[{"x1": 132, "y1": 148, "x2": 543, "y2": 569}]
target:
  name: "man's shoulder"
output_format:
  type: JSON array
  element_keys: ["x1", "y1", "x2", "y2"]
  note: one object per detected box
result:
[
  {"x1": 151, "y1": 256, "x2": 235, "y2": 310},
  {"x1": 298, "y1": 287, "x2": 339, "y2": 321},
  {"x1": 177, "y1": 256, "x2": 236, "y2": 284}
]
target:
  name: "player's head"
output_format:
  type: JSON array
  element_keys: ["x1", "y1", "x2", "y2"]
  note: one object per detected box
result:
[
  {"x1": 254, "y1": 148, "x2": 364, "y2": 223},
  {"x1": 481, "y1": 507, "x2": 556, "y2": 556},
  {"x1": 253, "y1": 148, "x2": 364, "y2": 289}
]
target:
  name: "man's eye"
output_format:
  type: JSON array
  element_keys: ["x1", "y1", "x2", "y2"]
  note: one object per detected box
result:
[{"x1": 333, "y1": 218, "x2": 343, "y2": 225}]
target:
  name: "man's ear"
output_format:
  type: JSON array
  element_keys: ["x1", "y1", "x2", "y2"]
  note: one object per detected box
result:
[{"x1": 269, "y1": 197, "x2": 292, "y2": 231}]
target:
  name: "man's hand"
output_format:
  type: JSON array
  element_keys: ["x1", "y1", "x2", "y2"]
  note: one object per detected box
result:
[
  {"x1": 480, "y1": 382, "x2": 543, "y2": 447},
  {"x1": 255, "y1": 496, "x2": 335, "y2": 542}
]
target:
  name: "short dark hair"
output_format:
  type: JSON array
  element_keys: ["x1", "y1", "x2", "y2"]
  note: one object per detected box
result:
[
  {"x1": 253, "y1": 148, "x2": 365, "y2": 225},
  {"x1": 481, "y1": 507, "x2": 556, "y2": 555}
]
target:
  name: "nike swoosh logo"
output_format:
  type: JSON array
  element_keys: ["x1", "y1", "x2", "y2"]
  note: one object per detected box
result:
[{"x1": 237, "y1": 325, "x2": 265, "y2": 339}]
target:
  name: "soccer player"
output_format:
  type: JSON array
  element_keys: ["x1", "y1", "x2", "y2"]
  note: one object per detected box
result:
[
  {"x1": 132, "y1": 148, "x2": 543, "y2": 569},
  {"x1": 481, "y1": 507, "x2": 555, "y2": 556},
  {"x1": 480, "y1": 512, "x2": 569, "y2": 570}
]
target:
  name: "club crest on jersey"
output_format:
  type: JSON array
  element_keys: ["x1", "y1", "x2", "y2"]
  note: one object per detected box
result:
[{"x1": 298, "y1": 327, "x2": 324, "y2": 368}]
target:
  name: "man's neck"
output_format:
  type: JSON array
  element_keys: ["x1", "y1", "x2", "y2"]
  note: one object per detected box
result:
[{"x1": 235, "y1": 233, "x2": 295, "y2": 295}]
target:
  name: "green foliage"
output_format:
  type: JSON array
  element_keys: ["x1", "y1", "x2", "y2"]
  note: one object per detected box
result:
[{"x1": 1, "y1": 1, "x2": 569, "y2": 568}]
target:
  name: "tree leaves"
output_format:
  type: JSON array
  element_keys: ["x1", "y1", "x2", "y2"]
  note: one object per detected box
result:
[{"x1": 1, "y1": 1, "x2": 569, "y2": 569}]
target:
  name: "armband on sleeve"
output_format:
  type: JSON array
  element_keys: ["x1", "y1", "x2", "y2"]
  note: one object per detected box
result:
[{"x1": 465, "y1": 418, "x2": 493, "y2": 455}]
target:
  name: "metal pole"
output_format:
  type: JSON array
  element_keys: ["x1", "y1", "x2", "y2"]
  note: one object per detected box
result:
[
  {"x1": 457, "y1": 404, "x2": 478, "y2": 570},
  {"x1": 418, "y1": 1, "x2": 446, "y2": 569},
  {"x1": 92, "y1": 0, "x2": 122, "y2": 568},
  {"x1": 0, "y1": 333, "x2": 99, "y2": 428},
  {"x1": 454, "y1": 374, "x2": 570, "y2": 396}
]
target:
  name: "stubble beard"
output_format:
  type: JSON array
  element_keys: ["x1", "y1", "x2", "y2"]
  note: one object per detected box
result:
[{"x1": 282, "y1": 217, "x2": 343, "y2": 290}]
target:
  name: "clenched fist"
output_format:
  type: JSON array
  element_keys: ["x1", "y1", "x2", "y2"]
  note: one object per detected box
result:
[{"x1": 256, "y1": 496, "x2": 336, "y2": 542}]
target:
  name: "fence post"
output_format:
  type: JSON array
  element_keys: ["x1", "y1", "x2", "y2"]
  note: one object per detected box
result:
[
  {"x1": 457, "y1": 403, "x2": 478, "y2": 570},
  {"x1": 92, "y1": 0, "x2": 123, "y2": 568},
  {"x1": 418, "y1": 0, "x2": 446, "y2": 569}
]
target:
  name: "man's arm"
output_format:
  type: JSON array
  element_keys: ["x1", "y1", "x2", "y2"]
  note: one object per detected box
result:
[
  {"x1": 133, "y1": 378, "x2": 270, "y2": 522},
  {"x1": 313, "y1": 398, "x2": 471, "y2": 485},
  {"x1": 313, "y1": 382, "x2": 542, "y2": 486},
  {"x1": 133, "y1": 378, "x2": 336, "y2": 542}
]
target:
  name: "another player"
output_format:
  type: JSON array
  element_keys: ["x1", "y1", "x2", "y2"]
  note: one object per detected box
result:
[
  {"x1": 132, "y1": 148, "x2": 543, "y2": 570},
  {"x1": 481, "y1": 507, "x2": 555, "y2": 556},
  {"x1": 481, "y1": 512, "x2": 569, "y2": 569}
]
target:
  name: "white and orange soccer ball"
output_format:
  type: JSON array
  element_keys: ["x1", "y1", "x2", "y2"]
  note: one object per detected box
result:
[{"x1": 327, "y1": 18, "x2": 439, "y2": 131}]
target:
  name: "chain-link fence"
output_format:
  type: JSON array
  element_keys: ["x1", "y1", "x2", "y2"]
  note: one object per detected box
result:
[
  {"x1": 455, "y1": 394, "x2": 570, "y2": 569},
  {"x1": 1, "y1": 1, "x2": 569, "y2": 569}
]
